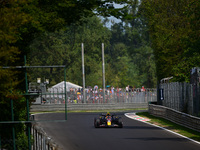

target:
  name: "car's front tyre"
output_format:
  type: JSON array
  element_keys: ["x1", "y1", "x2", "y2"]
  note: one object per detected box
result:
[{"x1": 118, "y1": 118, "x2": 123, "y2": 128}]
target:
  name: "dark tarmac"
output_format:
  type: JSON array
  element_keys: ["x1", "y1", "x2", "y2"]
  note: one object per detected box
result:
[{"x1": 35, "y1": 112, "x2": 200, "y2": 150}]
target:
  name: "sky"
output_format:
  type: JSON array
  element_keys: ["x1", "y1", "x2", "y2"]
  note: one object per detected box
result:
[{"x1": 102, "y1": 3, "x2": 125, "y2": 28}]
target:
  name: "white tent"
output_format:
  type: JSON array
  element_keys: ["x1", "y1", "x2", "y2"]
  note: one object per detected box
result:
[
  {"x1": 33, "y1": 81, "x2": 82, "y2": 104},
  {"x1": 48, "y1": 81, "x2": 82, "y2": 93}
]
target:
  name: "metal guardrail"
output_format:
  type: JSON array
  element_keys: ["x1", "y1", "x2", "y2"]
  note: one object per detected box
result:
[
  {"x1": 30, "y1": 103, "x2": 149, "y2": 112},
  {"x1": 32, "y1": 124, "x2": 60, "y2": 150},
  {"x1": 149, "y1": 104, "x2": 200, "y2": 132}
]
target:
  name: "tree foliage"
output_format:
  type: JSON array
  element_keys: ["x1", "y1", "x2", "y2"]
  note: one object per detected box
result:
[
  {"x1": 140, "y1": 0, "x2": 200, "y2": 82},
  {"x1": 1, "y1": 1, "x2": 199, "y2": 147},
  {"x1": 25, "y1": 0, "x2": 157, "y2": 89},
  {"x1": 28, "y1": 9, "x2": 157, "y2": 89},
  {"x1": 28, "y1": 16, "x2": 111, "y2": 87},
  {"x1": 106, "y1": 0, "x2": 157, "y2": 88},
  {"x1": 0, "y1": 0, "x2": 134, "y2": 146}
]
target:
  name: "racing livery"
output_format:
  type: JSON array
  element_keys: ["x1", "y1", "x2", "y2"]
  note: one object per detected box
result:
[{"x1": 94, "y1": 112, "x2": 123, "y2": 128}]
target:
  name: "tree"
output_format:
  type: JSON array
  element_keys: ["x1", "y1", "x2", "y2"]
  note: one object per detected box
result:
[
  {"x1": 140, "y1": 0, "x2": 200, "y2": 82},
  {"x1": 0, "y1": 1, "x2": 30, "y2": 148},
  {"x1": 0, "y1": 0, "x2": 133, "y2": 101},
  {"x1": 28, "y1": 16, "x2": 111, "y2": 87},
  {"x1": 106, "y1": 0, "x2": 157, "y2": 88},
  {"x1": 0, "y1": 0, "x2": 133, "y2": 148}
]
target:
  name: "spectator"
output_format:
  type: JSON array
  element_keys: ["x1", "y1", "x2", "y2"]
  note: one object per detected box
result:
[
  {"x1": 141, "y1": 86, "x2": 145, "y2": 92},
  {"x1": 126, "y1": 85, "x2": 129, "y2": 92},
  {"x1": 111, "y1": 86, "x2": 114, "y2": 94}
]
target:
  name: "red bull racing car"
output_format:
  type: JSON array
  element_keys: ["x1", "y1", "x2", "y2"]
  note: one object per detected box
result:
[{"x1": 94, "y1": 112, "x2": 123, "y2": 128}]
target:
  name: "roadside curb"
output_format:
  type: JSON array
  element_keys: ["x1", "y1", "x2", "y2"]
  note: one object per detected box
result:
[
  {"x1": 125, "y1": 112, "x2": 150, "y2": 122},
  {"x1": 124, "y1": 112, "x2": 200, "y2": 145}
]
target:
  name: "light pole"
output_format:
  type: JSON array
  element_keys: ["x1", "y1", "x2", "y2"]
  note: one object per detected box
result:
[
  {"x1": 102, "y1": 43, "x2": 106, "y2": 103},
  {"x1": 82, "y1": 43, "x2": 86, "y2": 103}
]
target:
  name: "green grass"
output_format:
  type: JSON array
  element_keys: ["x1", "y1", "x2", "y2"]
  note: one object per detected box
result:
[{"x1": 136, "y1": 112, "x2": 200, "y2": 142}]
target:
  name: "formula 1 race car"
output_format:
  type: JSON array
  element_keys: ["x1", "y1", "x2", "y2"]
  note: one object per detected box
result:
[{"x1": 94, "y1": 112, "x2": 123, "y2": 128}]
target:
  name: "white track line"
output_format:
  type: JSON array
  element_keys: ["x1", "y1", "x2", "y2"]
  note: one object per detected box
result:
[{"x1": 125, "y1": 112, "x2": 200, "y2": 145}]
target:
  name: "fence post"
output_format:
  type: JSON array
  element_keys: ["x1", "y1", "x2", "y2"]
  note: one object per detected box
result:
[
  {"x1": 43, "y1": 134, "x2": 46, "y2": 150},
  {"x1": 10, "y1": 98, "x2": 16, "y2": 150},
  {"x1": 190, "y1": 84, "x2": 193, "y2": 115},
  {"x1": 0, "y1": 135, "x2": 1, "y2": 149}
]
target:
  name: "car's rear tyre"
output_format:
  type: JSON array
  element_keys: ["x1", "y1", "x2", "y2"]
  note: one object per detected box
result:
[{"x1": 94, "y1": 118, "x2": 100, "y2": 128}]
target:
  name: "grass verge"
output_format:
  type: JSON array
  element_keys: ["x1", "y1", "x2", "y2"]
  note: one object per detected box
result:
[{"x1": 136, "y1": 112, "x2": 200, "y2": 142}]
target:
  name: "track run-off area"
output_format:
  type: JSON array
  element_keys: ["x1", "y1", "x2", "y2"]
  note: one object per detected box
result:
[{"x1": 34, "y1": 111, "x2": 200, "y2": 150}]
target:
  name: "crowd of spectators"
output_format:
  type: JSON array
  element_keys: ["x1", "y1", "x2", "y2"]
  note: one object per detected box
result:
[
  {"x1": 66, "y1": 85, "x2": 150, "y2": 104},
  {"x1": 43, "y1": 85, "x2": 156, "y2": 104}
]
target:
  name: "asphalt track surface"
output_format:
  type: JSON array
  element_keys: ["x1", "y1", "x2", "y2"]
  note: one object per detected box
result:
[{"x1": 35, "y1": 112, "x2": 200, "y2": 150}]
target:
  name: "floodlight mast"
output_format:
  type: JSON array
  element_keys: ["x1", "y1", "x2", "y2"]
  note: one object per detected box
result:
[
  {"x1": 82, "y1": 43, "x2": 86, "y2": 103},
  {"x1": 102, "y1": 43, "x2": 106, "y2": 103}
]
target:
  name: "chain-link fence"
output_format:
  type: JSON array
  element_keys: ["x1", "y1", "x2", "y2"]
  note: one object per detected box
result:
[
  {"x1": 190, "y1": 67, "x2": 200, "y2": 117},
  {"x1": 159, "y1": 81, "x2": 200, "y2": 117},
  {"x1": 157, "y1": 68, "x2": 200, "y2": 117},
  {"x1": 159, "y1": 82, "x2": 197, "y2": 116},
  {"x1": 36, "y1": 88, "x2": 157, "y2": 104}
]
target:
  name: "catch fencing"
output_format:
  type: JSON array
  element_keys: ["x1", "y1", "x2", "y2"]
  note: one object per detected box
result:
[
  {"x1": 37, "y1": 88, "x2": 157, "y2": 105},
  {"x1": 159, "y1": 82, "x2": 193, "y2": 115},
  {"x1": 159, "y1": 68, "x2": 200, "y2": 117}
]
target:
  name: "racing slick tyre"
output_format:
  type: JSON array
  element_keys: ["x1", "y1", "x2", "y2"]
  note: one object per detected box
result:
[
  {"x1": 118, "y1": 118, "x2": 123, "y2": 128},
  {"x1": 94, "y1": 118, "x2": 100, "y2": 128}
]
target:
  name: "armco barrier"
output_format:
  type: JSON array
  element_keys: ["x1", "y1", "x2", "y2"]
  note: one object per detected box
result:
[
  {"x1": 149, "y1": 104, "x2": 200, "y2": 132},
  {"x1": 30, "y1": 103, "x2": 148, "y2": 112}
]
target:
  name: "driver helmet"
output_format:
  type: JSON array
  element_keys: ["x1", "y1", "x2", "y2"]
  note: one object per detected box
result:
[{"x1": 106, "y1": 112, "x2": 111, "y2": 116}]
